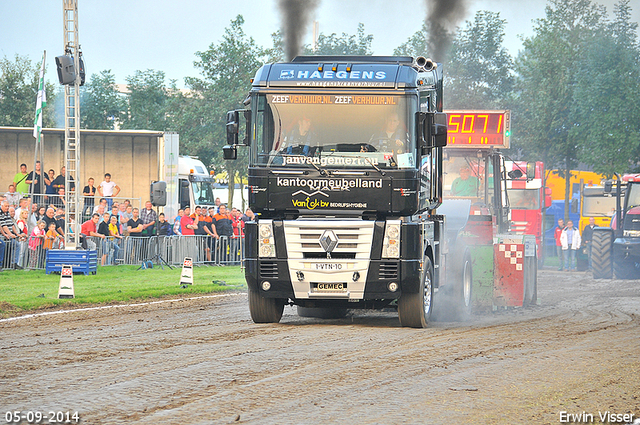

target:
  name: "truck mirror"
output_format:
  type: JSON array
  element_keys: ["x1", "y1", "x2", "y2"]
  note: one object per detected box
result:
[
  {"x1": 604, "y1": 180, "x2": 612, "y2": 193},
  {"x1": 223, "y1": 145, "x2": 237, "y2": 160},
  {"x1": 544, "y1": 187, "x2": 552, "y2": 208},
  {"x1": 226, "y1": 110, "x2": 239, "y2": 145},
  {"x1": 571, "y1": 198, "x2": 578, "y2": 213},
  {"x1": 420, "y1": 112, "x2": 448, "y2": 149},
  {"x1": 526, "y1": 162, "x2": 536, "y2": 179},
  {"x1": 432, "y1": 112, "x2": 448, "y2": 147},
  {"x1": 242, "y1": 110, "x2": 252, "y2": 146},
  {"x1": 150, "y1": 181, "x2": 167, "y2": 207}
]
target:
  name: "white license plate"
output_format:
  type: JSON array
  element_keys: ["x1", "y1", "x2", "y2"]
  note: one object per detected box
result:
[
  {"x1": 311, "y1": 263, "x2": 344, "y2": 271},
  {"x1": 313, "y1": 283, "x2": 347, "y2": 292}
]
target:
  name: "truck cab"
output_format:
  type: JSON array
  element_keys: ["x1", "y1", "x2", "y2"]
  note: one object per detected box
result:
[
  {"x1": 225, "y1": 55, "x2": 454, "y2": 327},
  {"x1": 592, "y1": 174, "x2": 640, "y2": 279},
  {"x1": 505, "y1": 160, "x2": 550, "y2": 263},
  {"x1": 177, "y1": 155, "x2": 217, "y2": 210}
]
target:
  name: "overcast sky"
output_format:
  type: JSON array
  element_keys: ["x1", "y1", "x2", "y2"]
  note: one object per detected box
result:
[{"x1": 1, "y1": 0, "x2": 637, "y2": 88}]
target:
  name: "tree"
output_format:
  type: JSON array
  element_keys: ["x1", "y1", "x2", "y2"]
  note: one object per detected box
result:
[
  {"x1": 266, "y1": 30, "x2": 286, "y2": 63},
  {"x1": 182, "y1": 15, "x2": 265, "y2": 208},
  {"x1": 0, "y1": 54, "x2": 56, "y2": 128},
  {"x1": 445, "y1": 11, "x2": 514, "y2": 109},
  {"x1": 571, "y1": 0, "x2": 640, "y2": 175},
  {"x1": 81, "y1": 70, "x2": 127, "y2": 130},
  {"x1": 304, "y1": 23, "x2": 373, "y2": 55},
  {"x1": 121, "y1": 69, "x2": 169, "y2": 131},
  {"x1": 514, "y1": 0, "x2": 606, "y2": 219},
  {"x1": 394, "y1": 22, "x2": 430, "y2": 58}
]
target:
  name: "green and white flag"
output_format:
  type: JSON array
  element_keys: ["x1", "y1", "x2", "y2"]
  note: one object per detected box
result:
[{"x1": 33, "y1": 51, "x2": 47, "y2": 140}]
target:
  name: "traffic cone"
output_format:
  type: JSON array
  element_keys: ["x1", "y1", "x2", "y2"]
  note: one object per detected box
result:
[
  {"x1": 58, "y1": 265, "x2": 75, "y2": 299},
  {"x1": 180, "y1": 257, "x2": 194, "y2": 286}
]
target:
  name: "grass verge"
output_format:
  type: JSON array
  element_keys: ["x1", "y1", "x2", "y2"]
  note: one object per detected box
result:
[{"x1": 0, "y1": 265, "x2": 246, "y2": 318}]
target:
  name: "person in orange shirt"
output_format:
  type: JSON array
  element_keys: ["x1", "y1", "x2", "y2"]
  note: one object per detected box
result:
[{"x1": 214, "y1": 205, "x2": 234, "y2": 263}]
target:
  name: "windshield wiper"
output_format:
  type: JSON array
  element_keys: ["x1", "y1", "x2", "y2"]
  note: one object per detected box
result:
[
  {"x1": 359, "y1": 156, "x2": 385, "y2": 176},
  {"x1": 307, "y1": 159, "x2": 330, "y2": 177}
]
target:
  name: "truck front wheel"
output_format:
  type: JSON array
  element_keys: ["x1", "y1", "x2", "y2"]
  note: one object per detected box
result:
[
  {"x1": 398, "y1": 257, "x2": 434, "y2": 328},
  {"x1": 248, "y1": 287, "x2": 285, "y2": 324},
  {"x1": 454, "y1": 250, "x2": 473, "y2": 320}
]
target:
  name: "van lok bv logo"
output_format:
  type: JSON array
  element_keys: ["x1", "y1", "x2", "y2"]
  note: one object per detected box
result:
[{"x1": 292, "y1": 197, "x2": 329, "y2": 210}]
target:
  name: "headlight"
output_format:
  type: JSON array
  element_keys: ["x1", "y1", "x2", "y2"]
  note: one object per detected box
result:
[
  {"x1": 387, "y1": 225, "x2": 400, "y2": 239},
  {"x1": 258, "y1": 220, "x2": 276, "y2": 258},
  {"x1": 259, "y1": 224, "x2": 272, "y2": 238},
  {"x1": 382, "y1": 220, "x2": 401, "y2": 259},
  {"x1": 259, "y1": 245, "x2": 273, "y2": 257}
]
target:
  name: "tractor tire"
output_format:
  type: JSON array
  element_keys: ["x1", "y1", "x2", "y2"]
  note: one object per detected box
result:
[
  {"x1": 248, "y1": 286, "x2": 285, "y2": 324},
  {"x1": 614, "y1": 259, "x2": 636, "y2": 279},
  {"x1": 398, "y1": 257, "x2": 434, "y2": 328},
  {"x1": 297, "y1": 306, "x2": 348, "y2": 319},
  {"x1": 591, "y1": 230, "x2": 613, "y2": 279}
]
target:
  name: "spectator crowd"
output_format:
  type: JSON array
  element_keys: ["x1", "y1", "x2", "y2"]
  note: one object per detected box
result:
[{"x1": 1, "y1": 163, "x2": 251, "y2": 271}]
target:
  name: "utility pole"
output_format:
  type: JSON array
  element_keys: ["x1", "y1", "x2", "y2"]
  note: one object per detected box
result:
[{"x1": 62, "y1": 0, "x2": 81, "y2": 249}]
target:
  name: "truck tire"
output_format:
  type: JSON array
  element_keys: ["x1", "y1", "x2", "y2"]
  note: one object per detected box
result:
[
  {"x1": 614, "y1": 259, "x2": 636, "y2": 279},
  {"x1": 591, "y1": 230, "x2": 613, "y2": 279},
  {"x1": 454, "y1": 250, "x2": 473, "y2": 320},
  {"x1": 297, "y1": 306, "x2": 348, "y2": 319},
  {"x1": 248, "y1": 287, "x2": 285, "y2": 324},
  {"x1": 398, "y1": 257, "x2": 433, "y2": 328}
]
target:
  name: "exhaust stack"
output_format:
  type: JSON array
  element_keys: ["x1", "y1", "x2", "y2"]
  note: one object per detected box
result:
[{"x1": 414, "y1": 56, "x2": 437, "y2": 72}]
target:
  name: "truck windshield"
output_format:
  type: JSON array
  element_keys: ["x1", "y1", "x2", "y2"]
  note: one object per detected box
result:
[
  {"x1": 252, "y1": 93, "x2": 417, "y2": 169},
  {"x1": 507, "y1": 189, "x2": 540, "y2": 210},
  {"x1": 192, "y1": 181, "x2": 216, "y2": 205},
  {"x1": 583, "y1": 195, "x2": 617, "y2": 216},
  {"x1": 442, "y1": 156, "x2": 488, "y2": 201},
  {"x1": 626, "y1": 183, "x2": 640, "y2": 209}
]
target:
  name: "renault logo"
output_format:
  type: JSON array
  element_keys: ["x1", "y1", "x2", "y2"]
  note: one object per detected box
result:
[{"x1": 319, "y1": 230, "x2": 339, "y2": 253}]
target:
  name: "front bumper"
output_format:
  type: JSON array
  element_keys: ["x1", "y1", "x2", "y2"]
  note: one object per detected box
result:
[{"x1": 245, "y1": 258, "x2": 420, "y2": 300}]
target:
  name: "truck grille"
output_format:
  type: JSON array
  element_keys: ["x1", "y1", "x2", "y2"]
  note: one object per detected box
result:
[
  {"x1": 259, "y1": 261, "x2": 279, "y2": 279},
  {"x1": 379, "y1": 262, "x2": 399, "y2": 279},
  {"x1": 283, "y1": 220, "x2": 375, "y2": 259}
]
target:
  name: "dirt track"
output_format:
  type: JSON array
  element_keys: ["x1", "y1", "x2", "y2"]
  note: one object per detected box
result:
[{"x1": 1, "y1": 269, "x2": 639, "y2": 425}]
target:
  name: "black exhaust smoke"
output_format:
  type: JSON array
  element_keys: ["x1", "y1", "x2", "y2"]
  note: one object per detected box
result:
[
  {"x1": 425, "y1": 0, "x2": 468, "y2": 61},
  {"x1": 278, "y1": 0, "x2": 320, "y2": 61}
]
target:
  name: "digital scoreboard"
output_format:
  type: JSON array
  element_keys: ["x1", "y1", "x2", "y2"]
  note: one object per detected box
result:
[{"x1": 445, "y1": 110, "x2": 510, "y2": 148}]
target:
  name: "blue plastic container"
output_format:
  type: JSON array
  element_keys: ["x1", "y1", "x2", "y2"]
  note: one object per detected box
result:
[{"x1": 45, "y1": 250, "x2": 98, "y2": 275}]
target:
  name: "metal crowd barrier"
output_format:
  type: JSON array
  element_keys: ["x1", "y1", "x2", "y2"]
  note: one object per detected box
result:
[
  {"x1": 1, "y1": 236, "x2": 48, "y2": 271},
  {"x1": 1, "y1": 235, "x2": 245, "y2": 271},
  {"x1": 84, "y1": 235, "x2": 245, "y2": 267}
]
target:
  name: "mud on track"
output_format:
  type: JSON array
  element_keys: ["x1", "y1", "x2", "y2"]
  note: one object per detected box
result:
[{"x1": 1, "y1": 269, "x2": 639, "y2": 424}]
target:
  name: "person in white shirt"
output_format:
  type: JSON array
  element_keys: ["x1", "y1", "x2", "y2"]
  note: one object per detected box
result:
[
  {"x1": 4, "y1": 184, "x2": 20, "y2": 208},
  {"x1": 560, "y1": 220, "x2": 581, "y2": 272},
  {"x1": 98, "y1": 173, "x2": 120, "y2": 210}
]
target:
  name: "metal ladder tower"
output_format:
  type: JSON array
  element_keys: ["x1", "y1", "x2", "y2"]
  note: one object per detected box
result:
[{"x1": 63, "y1": 0, "x2": 81, "y2": 249}]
